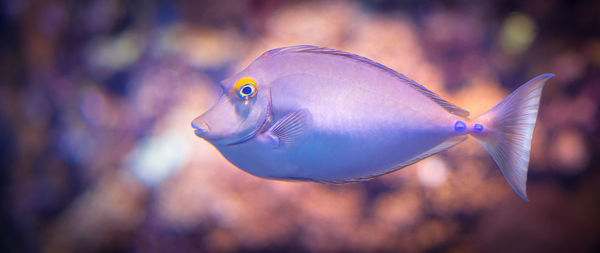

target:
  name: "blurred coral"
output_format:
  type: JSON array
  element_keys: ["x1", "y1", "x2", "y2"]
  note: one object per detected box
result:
[{"x1": 1, "y1": 0, "x2": 599, "y2": 252}]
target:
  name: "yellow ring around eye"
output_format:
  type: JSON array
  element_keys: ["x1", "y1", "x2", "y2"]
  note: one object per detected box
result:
[{"x1": 235, "y1": 77, "x2": 258, "y2": 97}]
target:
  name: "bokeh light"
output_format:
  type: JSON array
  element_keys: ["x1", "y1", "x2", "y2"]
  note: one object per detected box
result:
[{"x1": 1, "y1": 0, "x2": 599, "y2": 252}]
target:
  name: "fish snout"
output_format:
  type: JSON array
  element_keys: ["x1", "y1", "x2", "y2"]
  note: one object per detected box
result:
[{"x1": 191, "y1": 117, "x2": 210, "y2": 137}]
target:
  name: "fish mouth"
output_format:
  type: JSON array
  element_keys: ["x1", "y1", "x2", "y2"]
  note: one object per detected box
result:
[
  {"x1": 194, "y1": 129, "x2": 207, "y2": 137},
  {"x1": 191, "y1": 118, "x2": 210, "y2": 138},
  {"x1": 191, "y1": 110, "x2": 262, "y2": 144}
]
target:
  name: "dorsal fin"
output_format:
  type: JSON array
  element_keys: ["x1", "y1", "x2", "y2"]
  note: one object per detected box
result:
[{"x1": 269, "y1": 45, "x2": 470, "y2": 118}]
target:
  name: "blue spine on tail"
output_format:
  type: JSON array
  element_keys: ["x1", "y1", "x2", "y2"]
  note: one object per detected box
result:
[{"x1": 471, "y1": 74, "x2": 554, "y2": 201}]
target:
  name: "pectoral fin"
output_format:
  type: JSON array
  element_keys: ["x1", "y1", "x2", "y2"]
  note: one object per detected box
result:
[{"x1": 263, "y1": 109, "x2": 312, "y2": 148}]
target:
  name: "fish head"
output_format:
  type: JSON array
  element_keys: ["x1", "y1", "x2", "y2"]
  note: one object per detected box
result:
[{"x1": 191, "y1": 67, "x2": 271, "y2": 146}]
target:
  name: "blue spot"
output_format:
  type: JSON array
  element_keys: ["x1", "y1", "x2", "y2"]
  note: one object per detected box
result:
[
  {"x1": 474, "y1": 123, "x2": 484, "y2": 132},
  {"x1": 454, "y1": 121, "x2": 466, "y2": 132}
]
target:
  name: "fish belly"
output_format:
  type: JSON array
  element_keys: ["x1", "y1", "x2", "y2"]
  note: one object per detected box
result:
[
  {"x1": 217, "y1": 120, "x2": 454, "y2": 182},
  {"x1": 293, "y1": 131, "x2": 453, "y2": 181}
]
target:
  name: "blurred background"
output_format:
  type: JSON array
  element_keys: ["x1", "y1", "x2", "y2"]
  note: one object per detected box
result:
[{"x1": 1, "y1": 0, "x2": 599, "y2": 252}]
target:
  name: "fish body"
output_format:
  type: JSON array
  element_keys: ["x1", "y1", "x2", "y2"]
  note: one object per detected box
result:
[{"x1": 192, "y1": 46, "x2": 553, "y2": 201}]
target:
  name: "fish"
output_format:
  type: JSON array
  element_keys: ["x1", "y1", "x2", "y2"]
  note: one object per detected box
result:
[{"x1": 191, "y1": 45, "x2": 553, "y2": 201}]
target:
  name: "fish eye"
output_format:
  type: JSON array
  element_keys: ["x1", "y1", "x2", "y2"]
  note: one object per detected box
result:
[
  {"x1": 235, "y1": 77, "x2": 258, "y2": 99},
  {"x1": 238, "y1": 84, "x2": 256, "y2": 98}
]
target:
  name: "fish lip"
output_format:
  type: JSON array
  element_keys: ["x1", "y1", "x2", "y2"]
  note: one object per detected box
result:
[
  {"x1": 194, "y1": 129, "x2": 208, "y2": 137},
  {"x1": 191, "y1": 107, "x2": 263, "y2": 144},
  {"x1": 191, "y1": 118, "x2": 210, "y2": 138}
]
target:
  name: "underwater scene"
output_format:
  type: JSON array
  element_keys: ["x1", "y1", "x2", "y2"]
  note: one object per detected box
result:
[{"x1": 1, "y1": 0, "x2": 599, "y2": 252}]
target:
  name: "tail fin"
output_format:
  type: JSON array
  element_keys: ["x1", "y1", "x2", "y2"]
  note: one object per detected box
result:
[{"x1": 471, "y1": 74, "x2": 554, "y2": 201}]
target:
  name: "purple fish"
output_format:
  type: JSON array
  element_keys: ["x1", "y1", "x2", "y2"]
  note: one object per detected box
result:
[{"x1": 192, "y1": 45, "x2": 553, "y2": 201}]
